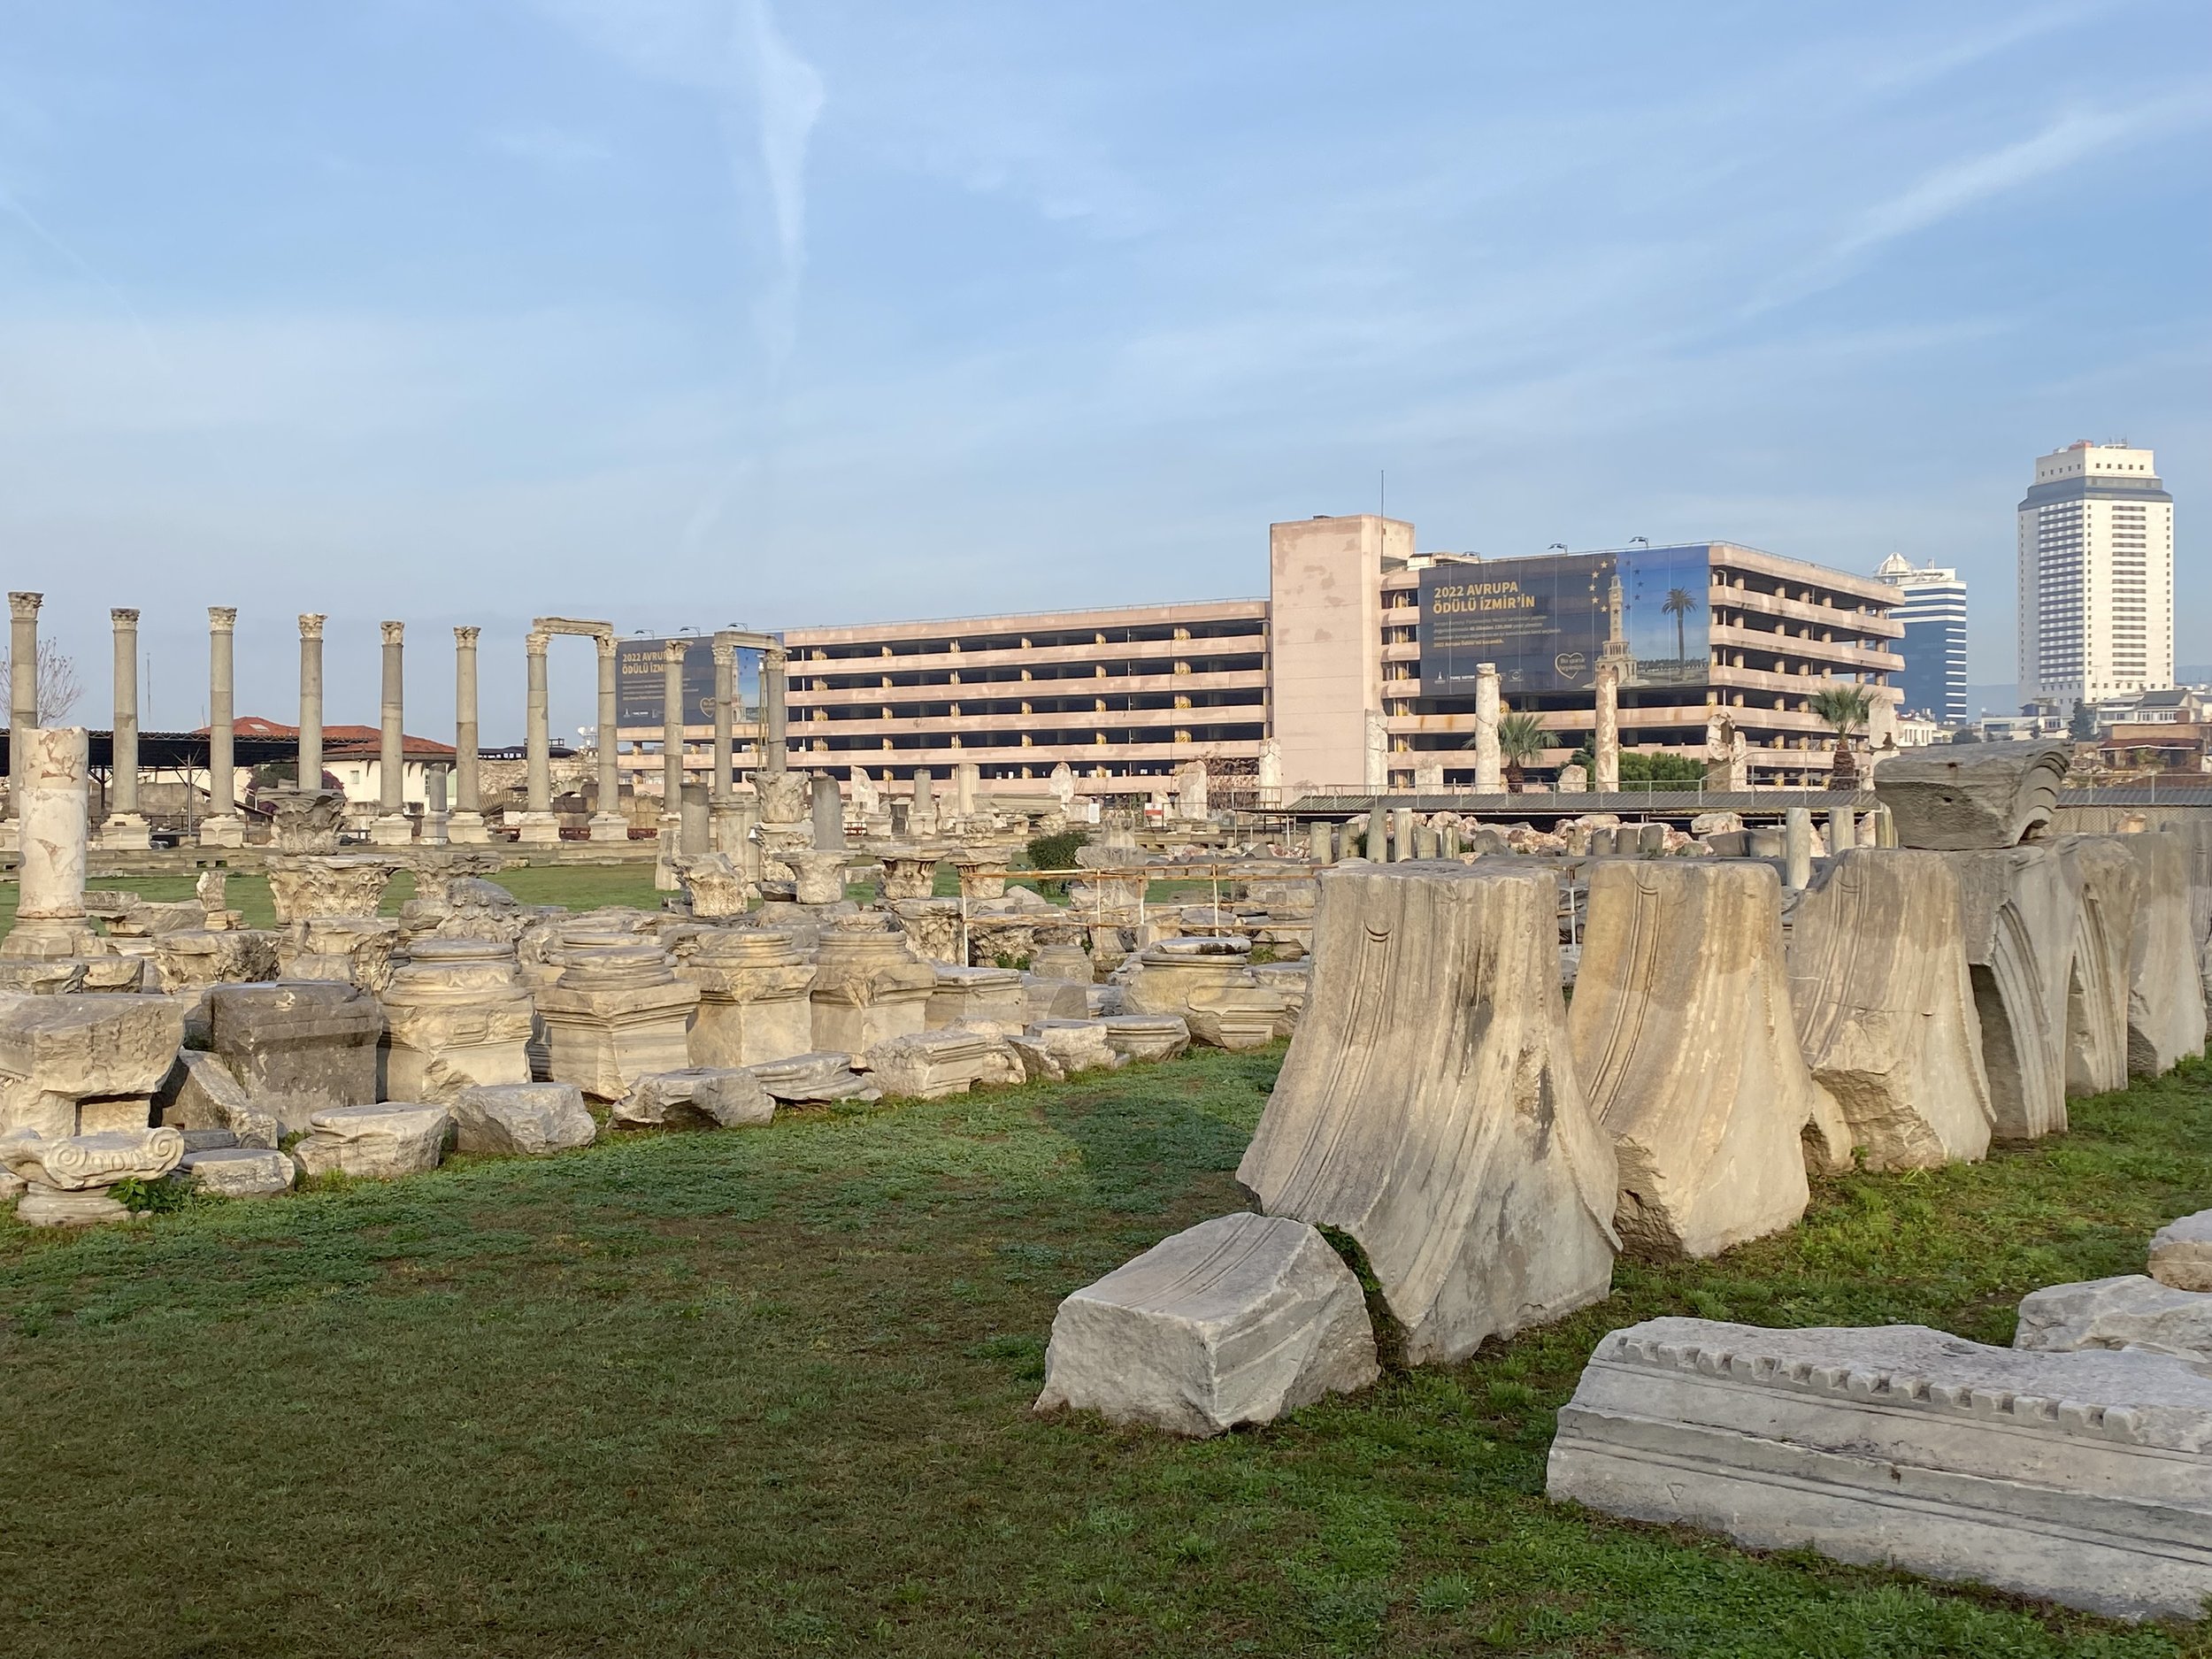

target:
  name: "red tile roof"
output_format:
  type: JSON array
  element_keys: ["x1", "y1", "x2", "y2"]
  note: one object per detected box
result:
[{"x1": 219, "y1": 717, "x2": 457, "y2": 761}]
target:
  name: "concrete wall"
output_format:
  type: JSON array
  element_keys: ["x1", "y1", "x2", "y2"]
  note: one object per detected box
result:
[{"x1": 1269, "y1": 515, "x2": 1405, "y2": 789}]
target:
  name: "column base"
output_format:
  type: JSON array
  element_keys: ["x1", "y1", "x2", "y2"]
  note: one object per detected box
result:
[
  {"x1": 368, "y1": 815, "x2": 415, "y2": 847},
  {"x1": 513, "y1": 811, "x2": 562, "y2": 846},
  {"x1": 0, "y1": 819, "x2": 14, "y2": 853},
  {"x1": 445, "y1": 811, "x2": 490, "y2": 844},
  {"x1": 421, "y1": 813, "x2": 449, "y2": 847},
  {"x1": 587, "y1": 813, "x2": 629, "y2": 842},
  {"x1": 196, "y1": 815, "x2": 245, "y2": 849},
  {"x1": 0, "y1": 917, "x2": 100, "y2": 960},
  {"x1": 99, "y1": 815, "x2": 152, "y2": 850},
  {"x1": 709, "y1": 806, "x2": 744, "y2": 855}
]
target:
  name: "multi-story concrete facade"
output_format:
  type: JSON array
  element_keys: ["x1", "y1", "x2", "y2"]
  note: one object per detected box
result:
[
  {"x1": 1875, "y1": 553, "x2": 1968, "y2": 724},
  {"x1": 620, "y1": 513, "x2": 1897, "y2": 796},
  {"x1": 2017, "y1": 441, "x2": 2175, "y2": 708}
]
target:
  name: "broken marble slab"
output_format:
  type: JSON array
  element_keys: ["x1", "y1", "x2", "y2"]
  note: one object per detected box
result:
[
  {"x1": 608, "y1": 1068, "x2": 773, "y2": 1131},
  {"x1": 450, "y1": 1082, "x2": 598, "y2": 1155},
  {"x1": 1238, "y1": 864, "x2": 1618, "y2": 1365},
  {"x1": 0, "y1": 991, "x2": 188, "y2": 1139},
  {"x1": 746, "y1": 1051, "x2": 881, "y2": 1105},
  {"x1": 2014, "y1": 1274, "x2": 2212, "y2": 1363},
  {"x1": 1871, "y1": 739, "x2": 2070, "y2": 851},
  {"x1": 863, "y1": 1028, "x2": 1024, "y2": 1099},
  {"x1": 1548, "y1": 1314, "x2": 2212, "y2": 1622},
  {"x1": 173, "y1": 1146, "x2": 296, "y2": 1199},
  {"x1": 153, "y1": 1049, "x2": 281, "y2": 1149},
  {"x1": 290, "y1": 1104, "x2": 452, "y2": 1181},
  {"x1": 1005, "y1": 1019, "x2": 1127, "y2": 1083},
  {"x1": 2151, "y1": 1210, "x2": 2212, "y2": 1293},
  {"x1": 1033, "y1": 1211, "x2": 1379, "y2": 1438}
]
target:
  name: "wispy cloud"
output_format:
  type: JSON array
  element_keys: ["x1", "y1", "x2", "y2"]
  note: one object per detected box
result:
[{"x1": 488, "y1": 123, "x2": 612, "y2": 170}]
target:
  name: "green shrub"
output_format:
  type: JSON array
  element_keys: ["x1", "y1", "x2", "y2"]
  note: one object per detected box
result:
[{"x1": 1023, "y1": 828, "x2": 1090, "y2": 896}]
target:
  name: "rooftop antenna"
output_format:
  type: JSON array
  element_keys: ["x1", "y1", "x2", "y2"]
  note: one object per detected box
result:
[{"x1": 1379, "y1": 469, "x2": 1386, "y2": 520}]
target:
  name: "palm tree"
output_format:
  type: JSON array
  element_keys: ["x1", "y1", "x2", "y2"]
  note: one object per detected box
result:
[
  {"x1": 1662, "y1": 588, "x2": 1699, "y2": 668},
  {"x1": 1495, "y1": 711, "x2": 1549, "y2": 793},
  {"x1": 1809, "y1": 682, "x2": 1875, "y2": 788}
]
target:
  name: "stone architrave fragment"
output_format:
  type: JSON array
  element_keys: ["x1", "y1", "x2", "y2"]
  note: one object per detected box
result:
[
  {"x1": 863, "y1": 1028, "x2": 1023, "y2": 1099},
  {"x1": 0, "y1": 992, "x2": 187, "y2": 1138},
  {"x1": 1786, "y1": 850, "x2": 1994, "y2": 1171},
  {"x1": 1548, "y1": 1315, "x2": 2212, "y2": 1622},
  {"x1": 1, "y1": 1125, "x2": 185, "y2": 1225},
  {"x1": 2058, "y1": 835, "x2": 2139, "y2": 1097},
  {"x1": 747, "y1": 1051, "x2": 880, "y2": 1105},
  {"x1": 2152, "y1": 1210, "x2": 2212, "y2": 1293},
  {"x1": 1034, "y1": 1212, "x2": 1379, "y2": 1438},
  {"x1": 2015, "y1": 1275, "x2": 2212, "y2": 1363},
  {"x1": 1237, "y1": 864, "x2": 1620, "y2": 1364},
  {"x1": 451, "y1": 1082, "x2": 597, "y2": 1155},
  {"x1": 609, "y1": 1067, "x2": 772, "y2": 1131},
  {"x1": 1006, "y1": 1019, "x2": 1126, "y2": 1083},
  {"x1": 1100, "y1": 1015, "x2": 1190, "y2": 1063},
  {"x1": 207, "y1": 981, "x2": 381, "y2": 1135},
  {"x1": 677, "y1": 928, "x2": 816, "y2": 1069},
  {"x1": 380, "y1": 938, "x2": 536, "y2": 1102},
  {"x1": 291, "y1": 1104, "x2": 452, "y2": 1180},
  {"x1": 1567, "y1": 861, "x2": 1815, "y2": 1259},
  {"x1": 925, "y1": 965, "x2": 1025, "y2": 1033},
  {"x1": 810, "y1": 921, "x2": 935, "y2": 1053},
  {"x1": 154, "y1": 1050, "x2": 282, "y2": 1148},
  {"x1": 1870, "y1": 739, "x2": 2071, "y2": 850},
  {"x1": 538, "y1": 944, "x2": 701, "y2": 1102},
  {"x1": 149, "y1": 930, "x2": 280, "y2": 992},
  {"x1": 2117, "y1": 830, "x2": 2208, "y2": 1077},
  {"x1": 174, "y1": 1147, "x2": 296, "y2": 1198},
  {"x1": 1945, "y1": 844, "x2": 2079, "y2": 1141}
]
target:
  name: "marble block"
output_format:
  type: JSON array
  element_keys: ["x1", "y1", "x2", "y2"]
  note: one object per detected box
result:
[
  {"x1": 2152, "y1": 1210, "x2": 2212, "y2": 1293},
  {"x1": 864, "y1": 1028, "x2": 1023, "y2": 1099},
  {"x1": 747, "y1": 1051, "x2": 881, "y2": 1105},
  {"x1": 1006, "y1": 1019, "x2": 1126, "y2": 1083},
  {"x1": 0, "y1": 991, "x2": 185, "y2": 1139},
  {"x1": 2015, "y1": 1274, "x2": 2212, "y2": 1363},
  {"x1": 291, "y1": 1104, "x2": 452, "y2": 1180},
  {"x1": 450, "y1": 1082, "x2": 597, "y2": 1156},
  {"x1": 207, "y1": 980, "x2": 381, "y2": 1133},
  {"x1": 609, "y1": 1068, "x2": 773, "y2": 1131},
  {"x1": 174, "y1": 1147, "x2": 296, "y2": 1198}
]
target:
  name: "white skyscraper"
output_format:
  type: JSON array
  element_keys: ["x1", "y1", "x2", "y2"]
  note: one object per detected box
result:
[{"x1": 2017, "y1": 441, "x2": 2174, "y2": 707}]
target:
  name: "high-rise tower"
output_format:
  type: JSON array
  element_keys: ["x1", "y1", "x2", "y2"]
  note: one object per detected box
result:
[
  {"x1": 2017, "y1": 442, "x2": 2174, "y2": 706},
  {"x1": 1875, "y1": 553, "x2": 1967, "y2": 723}
]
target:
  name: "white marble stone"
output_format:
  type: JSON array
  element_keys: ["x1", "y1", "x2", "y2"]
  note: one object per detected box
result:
[
  {"x1": 175, "y1": 1146, "x2": 296, "y2": 1198},
  {"x1": 2015, "y1": 1274, "x2": 2212, "y2": 1363},
  {"x1": 291, "y1": 1104, "x2": 452, "y2": 1180},
  {"x1": 2151, "y1": 1209, "x2": 2212, "y2": 1293},
  {"x1": 451, "y1": 1082, "x2": 597, "y2": 1155}
]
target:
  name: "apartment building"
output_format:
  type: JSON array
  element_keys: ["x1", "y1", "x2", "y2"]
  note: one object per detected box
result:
[{"x1": 2017, "y1": 441, "x2": 2175, "y2": 707}]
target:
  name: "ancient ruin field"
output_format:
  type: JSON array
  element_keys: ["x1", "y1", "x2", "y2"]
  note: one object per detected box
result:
[{"x1": 4, "y1": 1046, "x2": 2211, "y2": 1658}]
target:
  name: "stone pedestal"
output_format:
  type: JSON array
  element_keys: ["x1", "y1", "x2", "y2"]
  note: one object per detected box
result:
[
  {"x1": 380, "y1": 938, "x2": 536, "y2": 1102},
  {"x1": 538, "y1": 943, "x2": 701, "y2": 1101},
  {"x1": 677, "y1": 929, "x2": 817, "y2": 1069},
  {"x1": 196, "y1": 815, "x2": 245, "y2": 849},
  {"x1": 588, "y1": 813, "x2": 628, "y2": 842},
  {"x1": 925, "y1": 965, "x2": 1025, "y2": 1032},
  {"x1": 207, "y1": 981, "x2": 382, "y2": 1135},
  {"x1": 99, "y1": 815, "x2": 152, "y2": 850},
  {"x1": 369, "y1": 815, "x2": 414, "y2": 847},
  {"x1": 446, "y1": 810, "x2": 490, "y2": 845},
  {"x1": 810, "y1": 919, "x2": 936, "y2": 1053},
  {"x1": 512, "y1": 811, "x2": 562, "y2": 845}
]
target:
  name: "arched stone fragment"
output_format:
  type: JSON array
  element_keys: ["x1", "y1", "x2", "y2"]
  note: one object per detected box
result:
[
  {"x1": 2118, "y1": 830, "x2": 2208, "y2": 1077},
  {"x1": 1945, "y1": 845, "x2": 2078, "y2": 1141},
  {"x1": 1786, "y1": 849, "x2": 1993, "y2": 1171},
  {"x1": 1870, "y1": 739, "x2": 2070, "y2": 849},
  {"x1": 1567, "y1": 862, "x2": 1812, "y2": 1259},
  {"x1": 2056, "y1": 835, "x2": 2138, "y2": 1097},
  {"x1": 1034, "y1": 1212, "x2": 1377, "y2": 1437},
  {"x1": 1236, "y1": 864, "x2": 1618, "y2": 1364}
]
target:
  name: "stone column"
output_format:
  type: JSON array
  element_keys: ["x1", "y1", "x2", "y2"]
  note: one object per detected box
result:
[
  {"x1": 810, "y1": 772, "x2": 843, "y2": 851},
  {"x1": 370, "y1": 620, "x2": 411, "y2": 844},
  {"x1": 1362, "y1": 710, "x2": 1387, "y2": 792},
  {"x1": 1594, "y1": 664, "x2": 1621, "y2": 794},
  {"x1": 6, "y1": 591, "x2": 40, "y2": 838},
  {"x1": 661, "y1": 641, "x2": 687, "y2": 814},
  {"x1": 199, "y1": 606, "x2": 244, "y2": 847},
  {"x1": 588, "y1": 634, "x2": 626, "y2": 841},
  {"x1": 103, "y1": 608, "x2": 150, "y2": 848},
  {"x1": 1472, "y1": 664, "x2": 1503, "y2": 794},
  {"x1": 448, "y1": 626, "x2": 488, "y2": 842},
  {"x1": 1828, "y1": 806, "x2": 1855, "y2": 853},
  {"x1": 0, "y1": 726, "x2": 94, "y2": 959},
  {"x1": 296, "y1": 613, "x2": 326, "y2": 795},
  {"x1": 516, "y1": 629, "x2": 559, "y2": 844},
  {"x1": 760, "y1": 646, "x2": 788, "y2": 777},
  {"x1": 710, "y1": 637, "x2": 741, "y2": 853},
  {"x1": 1783, "y1": 807, "x2": 1813, "y2": 892},
  {"x1": 423, "y1": 764, "x2": 449, "y2": 846}
]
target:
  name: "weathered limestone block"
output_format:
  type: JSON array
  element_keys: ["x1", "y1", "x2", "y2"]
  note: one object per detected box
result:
[
  {"x1": 291, "y1": 1103, "x2": 452, "y2": 1180},
  {"x1": 1237, "y1": 864, "x2": 1619, "y2": 1364},
  {"x1": 925, "y1": 965, "x2": 1025, "y2": 1033},
  {"x1": 150, "y1": 929, "x2": 280, "y2": 992},
  {"x1": 207, "y1": 981, "x2": 381, "y2": 1134},
  {"x1": 810, "y1": 919, "x2": 935, "y2": 1053},
  {"x1": 2015, "y1": 1275, "x2": 2212, "y2": 1362},
  {"x1": 174, "y1": 1146, "x2": 296, "y2": 1198},
  {"x1": 1100, "y1": 1014, "x2": 1190, "y2": 1063},
  {"x1": 677, "y1": 928, "x2": 815, "y2": 1069},
  {"x1": 538, "y1": 944, "x2": 701, "y2": 1102},
  {"x1": 264, "y1": 856, "x2": 399, "y2": 925},
  {"x1": 1028, "y1": 941, "x2": 1093, "y2": 983},
  {"x1": 1944, "y1": 845, "x2": 2078, "y2": 1141},
  {"x1": 864, "y1": 1028, "x2": 1023, "y2": 1098},
  {"x1": 2118, "y1": 830, "x2": 2208, "y2": 1077},
  {"x1": 609, "y1": 1066, "x2": 773, "y2": 1131},
  {"x1": 2057, "y1": 835, "x2": 2139, "y2": 1097},
  {"x1": 1567, "y1": 862, "x2": 1814, "y2": 1259},
  {"x1": 676, "y1": 852, "x2": 755, "y2": 920},
  {"x1": 380, "y1": 938, "x2": 536, "y2": 1102},
  {"x1": 1251, "y1": 962, "x2": 1309, "y2": 1040},
  {"x1": 451, "y1": 1081, "x2": 596, "y2": 1155},
  {"x1": 2153, "y1": 1210, "x2": 2212, "y2": 1293},
  {"x1": 278, "y1": 915, "x2": 403, "y2": 994},
  {"x1": 748, "y1": 1050, "x2": 880, "y2": 1105},
  {"x1": 1871, "y1": 739, "x2": 2070, "y2": 850},
  {"x1": 1005, "y1": 1018, "x2": 1126, "y2": 1082},
  {"x1": 154, "y1": 1049, "x2": 281, "y2": 1148},
  {"x1": 1022, "y1": 974, "x2": 1089, "y2": 1026},
  {"x1": 1, "y1": 1125, "x2": 184, "y2": 1225},
  {"x1": 1786, "y1": 850, "x2": 1994, "y2": 1171},
  {"x1": 1125, "y1": 940, "x2": 1286, "y2": 1050},
  {"x1": 1548, "y1": 1315, "x2": 2212, "y2": 1621},
  {"x1": 0, "y1": 992, "x2": 186, "y2": 1138},
  {"x1": 1034, "y1": 1212, "x2": 1379, "y2": 1438}
]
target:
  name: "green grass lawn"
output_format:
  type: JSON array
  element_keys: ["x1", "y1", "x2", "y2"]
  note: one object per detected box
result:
[{"x1": 5, "y1": 1047, "x2": 2212, "y2": 1657}]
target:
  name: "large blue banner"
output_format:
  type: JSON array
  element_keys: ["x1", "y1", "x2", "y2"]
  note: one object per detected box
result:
[{"x1": 1418, "y1": 545, "x2": 1711, "y2": 698}]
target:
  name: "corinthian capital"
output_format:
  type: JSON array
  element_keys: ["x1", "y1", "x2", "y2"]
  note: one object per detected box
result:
[{"x1": 380, "y1": 620, "x2": 405, "y2": 646}]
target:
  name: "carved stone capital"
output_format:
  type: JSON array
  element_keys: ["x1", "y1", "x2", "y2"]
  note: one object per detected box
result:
[
  {"x1": 111, "y1": 607, "x2": 140, "y2": 627},
  {"x1": 454, "y1": 625, "x2": 480, "y2": 648},
  {"x1": 209, "y1": 606, "x2": 238, "y2": 632},
  {"x1": 380, "y1": 620, "x2": 405, "y2": 646},
  {"x1": 526, "y1": 631, "x2": 551, "y2": 656},
  {"x1": 9, "y1": 592, "x2": 42, "y2": 620},
  {"x1": 664, "y1": 640, "x2": 688, "y2": 664},
  {"x1": 299, "y1": 612, "x2": 326, "y2": 640},
  {"x1": 710, "y1": 641, "x2": 736, "y2": 667},
  {"x1": 595, "y1": 634, "x2": 616, "y2": 660}
]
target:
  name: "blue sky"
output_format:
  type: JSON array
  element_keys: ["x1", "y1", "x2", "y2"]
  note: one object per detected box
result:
[{"x1": 1, "y1": 1, "x2": 2205, "y2": 739}]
